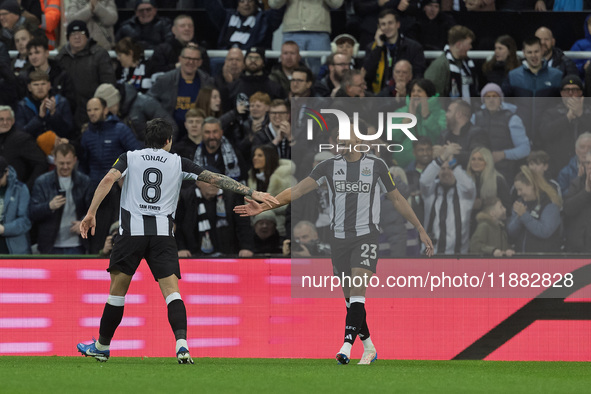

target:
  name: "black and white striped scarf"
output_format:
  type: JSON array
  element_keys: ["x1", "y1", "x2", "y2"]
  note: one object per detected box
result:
[
  {"x1": 426, "y1": 183, "x2": 462, "y2": 254},
  {"x1": 223, "y1": 13, "x2": 256, "y2": 47},
  {"x1": 195, "y1": 188, "x2": 228, "y2": 254},
  {"x1": 444, "y1": 45, "x2": 477, "y2": 100}
]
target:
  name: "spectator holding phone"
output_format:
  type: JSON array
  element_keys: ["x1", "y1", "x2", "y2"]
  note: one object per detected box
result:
[
  {"x1": 29, "y1": 143, "x2": 92, "y2": 254},
  {"x1": 221, "y1": 91, "x2": 270, "y2": 162},
  {"x1": 363, "y1": 9, "x2": 426, "y2": 94}
]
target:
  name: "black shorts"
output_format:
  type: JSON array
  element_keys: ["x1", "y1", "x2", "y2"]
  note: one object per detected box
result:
[
  {"x1": 330, "y1": 233, "x2": 379, "y2": 276},
  {"x1": 108, "y1": 235, "x2": 180, "y2": 281}
]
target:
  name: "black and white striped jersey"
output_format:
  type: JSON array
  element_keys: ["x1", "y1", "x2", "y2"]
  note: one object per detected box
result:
[
  {"x1": 113, "y1": 148, "x2": 205, "y2": 236},
  {"x1": 309, "y1": 154, "x2": 396, "y2": 239}
]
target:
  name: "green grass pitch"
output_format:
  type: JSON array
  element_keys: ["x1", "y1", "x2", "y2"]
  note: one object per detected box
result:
[{"x1": 1, "y1": 357, "x2": 589, "y2": 393}]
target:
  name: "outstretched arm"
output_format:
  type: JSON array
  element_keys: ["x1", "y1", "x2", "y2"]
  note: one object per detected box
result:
[
  {"x1": 386, "y1": 188, "x2": 434, "y2": 257},
  {"x1": 197, "y1": 170, "x2": 279, "y2": 207},
  {"x1": 80, "y1": 168, "x2": 121, "y2": 238},
  {"x1": 234, "y1": 177, "x2": 318, "y2": 217}
]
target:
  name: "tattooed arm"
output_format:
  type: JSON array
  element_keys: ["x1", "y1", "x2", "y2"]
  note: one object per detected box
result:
[
  {"x1": 197, "y1": 170, "x2": 279, "y2": 207},
  {"x1": 198, "y1": 170, "x2": 253, "y2": 195},
  {"x1": 234, "y1": 177, "x2": 318, "y2": 217}
]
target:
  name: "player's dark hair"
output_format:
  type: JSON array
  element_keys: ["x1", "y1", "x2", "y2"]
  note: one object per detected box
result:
[{"x1": 145, "y1": 118, "x2": 173, "y2": 148}]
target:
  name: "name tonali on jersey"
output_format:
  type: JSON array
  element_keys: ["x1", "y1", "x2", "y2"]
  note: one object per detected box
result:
[
  {"x1": 113, "y1": 148, "x2": 203, "y2": 236},
  {"x1": 309, "y1": 154, "x2": 396, "y2": 239},
  {"x1": 140, "y1": 154, "x2": 168, "y2": 164}
]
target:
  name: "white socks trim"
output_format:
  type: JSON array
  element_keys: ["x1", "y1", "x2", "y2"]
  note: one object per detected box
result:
[
  {"x1": 361, "y1": 337, "x2": 375, "y2": 350},
  {"x1": 339, "y1": 342, "x2": 352, "y2": 357},
  {"x1": 176, "y1": 339, "x2": 188, "y2": 353},
  {"x1": 107, "y1": 295, "x2": 125, "y2": 307},
  {"x1": 166, "y1": 292, "x2": 182, "y2": 305}
]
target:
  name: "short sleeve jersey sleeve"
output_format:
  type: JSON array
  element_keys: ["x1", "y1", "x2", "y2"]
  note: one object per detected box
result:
[
  {"x1": 375, "y1": 158, "x2": 397, "y2": 193},
  {"x1": 181, "y1": 157, "x2": 205, "y2": 180},
  {"x1": 112, "y1": 152, "x2": 128, "y2": 173},
  {"x1": 309, "y1": 159, "x2": 331, "y2": 185}
]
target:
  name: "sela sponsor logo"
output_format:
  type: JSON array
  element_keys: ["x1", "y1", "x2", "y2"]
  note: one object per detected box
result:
[
  {"x1": 335, "y1": 180, "x2": 370, "y2": 193},
  {"x1": 304, "y1": 107, "x2": 417, "y2": 153}
]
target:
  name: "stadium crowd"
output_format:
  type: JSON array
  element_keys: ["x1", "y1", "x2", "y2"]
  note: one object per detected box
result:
[{"x1": 1, "y1": 0, "x2": 591, "y2": 257}]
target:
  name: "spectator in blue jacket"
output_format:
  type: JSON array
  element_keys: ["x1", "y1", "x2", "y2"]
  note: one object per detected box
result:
[
  {"x1": 557, "y1": 132, "x2": 591, "y2": 195},
  {"x1": 0, "y1": 156, "x2": 31, "y2": 254},
  {"x1": 502, "y1": 37, "x2": 563, "y2": 98},
  {"x1": 502, "y1": 36, "x2": 562, "y2": 147},
  {"x1": 15, "y1": 70, "x2": 74, "y2": 139},
  {"x1": 569, "y1": 14, "x2": 591, "y2": 77},
  {"x1": 29, "y1": 143, "x2": 92, "y2": 254},
  {"x1": 79, "y1": 97, "x2": 142, "y2": 253},
  {"x1": 79, "y1": 97, "x2": 142, "y2": 188}
]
